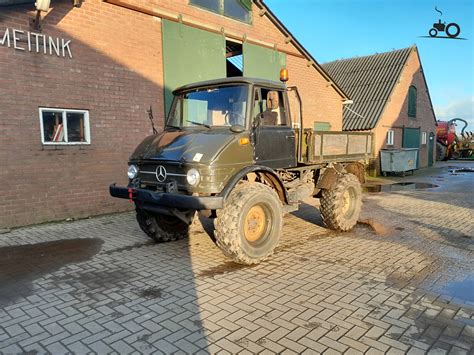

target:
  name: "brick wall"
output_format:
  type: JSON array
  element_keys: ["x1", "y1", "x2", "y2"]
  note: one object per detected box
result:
[
  {"x1": 0, "y1": 0, "x2": 163, "y2": 227},
  {"x1": 287, "y1": 55, "x2": 343, "y2": 131},
  {"x1": 126, "y1": 0, "x2": 345, "y2": 130},
  {"x1": 372, "y1": 48, "x2": 437, "y2": 174},
  {"x1": 0, "y1": 0, "x2": 344, "y2": 228}
]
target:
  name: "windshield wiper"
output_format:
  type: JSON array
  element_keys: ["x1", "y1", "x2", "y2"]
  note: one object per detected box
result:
[{"x1": 186, "y1": 120, "x2": 211, "y2": 129}]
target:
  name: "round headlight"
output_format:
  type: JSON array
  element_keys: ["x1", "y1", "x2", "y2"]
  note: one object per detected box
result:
[
  {"x1": 186, "y1": 168, "x2": 201, "y2": 186},
  {"x1": 128, "y1": 164, "x2": 139, "y2": 179}
]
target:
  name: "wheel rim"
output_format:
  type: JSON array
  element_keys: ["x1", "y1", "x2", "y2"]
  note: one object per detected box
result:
[
  {"x1": 341, "y1": 187, "x2": 356, "y2": 218},
  {"x1": 244, "y1": 205, "x2": 267, "y2": 242}
]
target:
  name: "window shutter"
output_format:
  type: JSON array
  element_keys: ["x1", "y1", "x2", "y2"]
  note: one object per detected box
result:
[
  {"x1": 239, "y1": 0, "x2": 252, "y2": 11},
  {"x1": 243, "y1": 42, "x2": 286, "y2": 81},
  {"x1": 408, "y1": 86, "x2": 417, "y2": 117},
  {"x1": 162, "y1": 20, "x2": 226, "y2": 115}
]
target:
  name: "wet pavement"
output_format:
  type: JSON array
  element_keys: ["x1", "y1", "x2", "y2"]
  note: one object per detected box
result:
[
  {"x1": 0, "y1": 161, "x2": 473, "y2": 354},
  {"x1": 364, "y1": 182, "x2": 439, "y2": 193}
]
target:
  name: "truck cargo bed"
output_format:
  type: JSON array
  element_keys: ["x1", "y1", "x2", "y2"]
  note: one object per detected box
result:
[{"x1": 300, "y1": 129, "x2": 373, "y2": 164}]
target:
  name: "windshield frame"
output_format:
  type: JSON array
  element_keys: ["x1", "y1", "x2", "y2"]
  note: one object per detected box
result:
[{"x1": 166, "y1": 83, "x2": 252, "y2": 130}]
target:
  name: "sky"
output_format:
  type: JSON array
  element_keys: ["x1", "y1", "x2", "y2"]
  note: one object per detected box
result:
[{"x1": 265, "y1": 0, "x2": 474, "y2": 131}]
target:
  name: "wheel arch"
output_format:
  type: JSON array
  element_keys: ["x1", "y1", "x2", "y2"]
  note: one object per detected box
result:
[{"x1": 219, "y1": 165, "x2": 289, "y2": 204}]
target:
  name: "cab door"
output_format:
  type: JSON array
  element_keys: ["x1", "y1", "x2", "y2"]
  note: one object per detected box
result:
[{"x1": 251, "y1": 88, "x2": 296, "y2": 169}]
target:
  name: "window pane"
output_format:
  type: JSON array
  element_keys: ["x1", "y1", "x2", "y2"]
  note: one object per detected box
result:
[
  {"x1": 224, "y1": 0, "x2": 250, "y2": 22},
  {"x1": 408, "y1": 86, "x2": 417, "y2": 117},
  {"x1": 258, "y1": 89, "x2": 286, "y2": 126},
  {"x1": 167, "y1": 85, "x2": 248, "y2": 128},
  {"x1": 42, "y1": 111, "x2": 65, "y2": 142},
  {"x1": 67, "y1": 112, "x2": 86, "y2": 142},
  {"x1": 191, "y1": 0, "x2": 220, "y2": 12}
]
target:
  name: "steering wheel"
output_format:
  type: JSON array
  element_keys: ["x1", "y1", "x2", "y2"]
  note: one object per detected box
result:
[{"x1": 225, "y1": 112, "x2": 244, "y2": 126}]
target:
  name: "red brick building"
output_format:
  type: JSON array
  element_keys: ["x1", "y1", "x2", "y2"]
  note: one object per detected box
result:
[
  {"x1": 323, "y1": 46, "x2": 437, "y2": 175},
  {"x1": 0, "y1": 0, "x2": 348, "y2": 228}
]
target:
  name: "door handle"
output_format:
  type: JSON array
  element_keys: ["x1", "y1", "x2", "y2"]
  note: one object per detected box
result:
[{"x1": 285, "y1": 135, "x2": 295, "y2": 139}]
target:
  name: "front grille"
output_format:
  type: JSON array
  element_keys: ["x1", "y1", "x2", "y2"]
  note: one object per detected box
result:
[{"x1": 138, "y1": 162, "x2": 187, "y2": 189}]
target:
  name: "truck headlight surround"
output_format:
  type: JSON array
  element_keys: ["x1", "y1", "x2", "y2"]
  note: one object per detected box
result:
[
  {"x1": 128, "y1": 164, "x2": 139, "y2": 179},
  {"x1": 186, "y1": 168, "x2": 201, "y2": 186}
]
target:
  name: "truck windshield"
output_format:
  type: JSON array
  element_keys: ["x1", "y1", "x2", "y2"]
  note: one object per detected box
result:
[{"x1": 167, "y1": 85, "x2": 248, "y2": 129}]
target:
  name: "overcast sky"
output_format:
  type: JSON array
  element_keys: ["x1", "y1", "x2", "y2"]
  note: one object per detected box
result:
[{"x1": 266, "y1": 0, "x2": 474, "y2": 131}]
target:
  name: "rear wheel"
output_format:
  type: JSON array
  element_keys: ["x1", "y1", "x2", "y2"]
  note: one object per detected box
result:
[
  {"x1": 320, "y1": 173, "x2": 362, "y2": 232},
  {"x1": 136, "y1": 208, "x2": 190, "y2": 242},
  {"x1": 446, "y1": 23, "x2": 460, "y2": 38},
  {"x1": 214, "y1": 182, "x2": 283, "y2": 265},
  {"x1": 436, "y1": 142, "x2": 447, "y2": 161}
]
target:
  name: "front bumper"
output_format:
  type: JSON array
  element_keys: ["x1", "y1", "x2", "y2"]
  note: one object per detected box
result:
[{"x1": 109, "y1": 183, "x2": 224, "y2": 210}]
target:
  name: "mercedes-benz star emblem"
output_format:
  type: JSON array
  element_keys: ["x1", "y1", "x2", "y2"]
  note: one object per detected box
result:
[{"x1": 155, "y1": 165, "x2": 167, "y2": 182}]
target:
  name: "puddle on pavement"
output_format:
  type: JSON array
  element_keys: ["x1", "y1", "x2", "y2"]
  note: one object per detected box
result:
[
  {"x1": 440, "y1": 276, "x2": 474, "y2": 303},
  {"x1": 0, "y1": 238, "x2": 103, "y2": 306},
  {"x1": 365, "y1": 182, "x2": 439, "y2": 193},
  {"x1": 449, "y1": 168, "x2": 474, "y2": 174}
]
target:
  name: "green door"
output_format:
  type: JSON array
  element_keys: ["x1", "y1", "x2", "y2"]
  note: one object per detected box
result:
[
  {"x1": 402, "y1": 127, "x2": 421, "y2": 168},
  {"x1": 162, "y1": 20, "x2": 226, "y2": 116},
  {"x1": 243, "y1": 42, "x2": 286, "y2": 81},
  {"x1": 428, "y1": 132, "x2": 435, "y2": 166}
]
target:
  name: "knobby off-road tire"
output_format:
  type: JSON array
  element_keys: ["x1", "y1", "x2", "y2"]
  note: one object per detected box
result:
[
  {"x1": 136, "y1": 208, "x2": 189, "y2": 242},
  {"x1": 214, "y1": 182, "x2": 283, "y2": 265},
  {"x1": 320, "y1": 173, "x2": 362, "y2": 232},
  {"x1": 436, "y1": 142, "x2": 447, "y2": 161}
]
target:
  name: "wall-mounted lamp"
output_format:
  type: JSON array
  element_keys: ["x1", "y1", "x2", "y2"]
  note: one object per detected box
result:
[
  {"x1": 35, "y1": 0, "x2": 51, "y2": 11},
  {"x1": 30, "y1": 0, "x2": 51, "y2": 31}
]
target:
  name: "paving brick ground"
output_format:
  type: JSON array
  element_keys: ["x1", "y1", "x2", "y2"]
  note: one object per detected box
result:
[{"x1": 0, "y1": 161, "x2": 473, "y2": 354}]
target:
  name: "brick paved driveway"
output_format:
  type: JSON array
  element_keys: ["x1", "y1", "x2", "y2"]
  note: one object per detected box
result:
[{"x1": 1, "y1": 162, "x2": 473, "y2": 354}]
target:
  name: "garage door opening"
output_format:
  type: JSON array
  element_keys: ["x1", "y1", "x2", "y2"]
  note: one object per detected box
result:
[{"x1": 226, "y1": 40, "x2": 243, "y2": 77}]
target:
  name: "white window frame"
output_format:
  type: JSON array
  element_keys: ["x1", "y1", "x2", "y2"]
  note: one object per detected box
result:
[
  {"x1": 386, "y1": 129, "x2": 394, "y2": 145},
  {"x1": 39, "y1": 108, "x2": 90, "y2": 145},
  {"x1": 421, "y1": 131, "x2": 427, "y2": 145}
]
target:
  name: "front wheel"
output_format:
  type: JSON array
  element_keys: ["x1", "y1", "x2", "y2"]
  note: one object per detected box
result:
[
  {"x1": 214, "y1": 182, "x2": 283, "y2": 265},
  {"x1": 429, "y1": 28, "x2": 438, "y2": 37},
  {"x1": 136, "y1": 208, "x2": 190, "y2": 242},
  {"x1": 320, "y1": 173, "x2": 362, "y2": 232}
]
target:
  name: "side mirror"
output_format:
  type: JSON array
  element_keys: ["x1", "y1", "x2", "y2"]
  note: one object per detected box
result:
[{"x1": 230, "y1": 124, "x2": 245, "y2": 133}]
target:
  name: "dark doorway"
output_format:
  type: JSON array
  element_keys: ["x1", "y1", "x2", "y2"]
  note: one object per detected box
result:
[{"x1": 226, "y1": 40, "x2": 243, "y2": 77}]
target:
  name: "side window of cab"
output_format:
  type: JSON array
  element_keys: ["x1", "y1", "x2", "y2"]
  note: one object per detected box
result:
[{"x1": 253, "y1": 88, "x2": 288, "y2": 127}]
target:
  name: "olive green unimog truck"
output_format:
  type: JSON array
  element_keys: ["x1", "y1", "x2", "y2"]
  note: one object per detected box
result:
[{"x1": 110, "y1": 77, "x2": 373, "y2": 265}]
